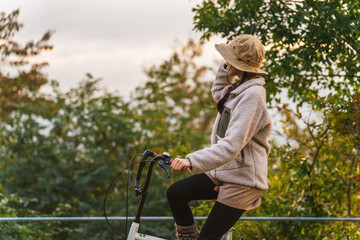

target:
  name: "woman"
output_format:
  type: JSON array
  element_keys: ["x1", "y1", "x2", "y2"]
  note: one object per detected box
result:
[{"x1": 167, "y1": 34, "x2": 272, "y2": 240}]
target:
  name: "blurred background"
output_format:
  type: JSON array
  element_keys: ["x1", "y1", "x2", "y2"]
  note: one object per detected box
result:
[
  {"x1": 1, "y1": 0, "x2": 359, "y2": 239},
  {"x1": 2, "y1": 0, "x2": 221, "y2": 97}
]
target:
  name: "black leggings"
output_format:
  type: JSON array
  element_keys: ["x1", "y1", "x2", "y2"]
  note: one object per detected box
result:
[{"x1": 167, "y1": 173, "x2": 245, "y2": 239}]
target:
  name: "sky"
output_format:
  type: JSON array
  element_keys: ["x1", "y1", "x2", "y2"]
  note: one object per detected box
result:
[
  {"x1": 2, "y1": 0, "x2": 224, "y2": 98},
  {"x1": 1, "y1": 0, "x2": 291, "y2": 144}
]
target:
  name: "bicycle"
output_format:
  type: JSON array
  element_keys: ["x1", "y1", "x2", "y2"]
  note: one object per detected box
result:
[{"x1": 104, "y1": 150, "x2": 237, "y2": 240}]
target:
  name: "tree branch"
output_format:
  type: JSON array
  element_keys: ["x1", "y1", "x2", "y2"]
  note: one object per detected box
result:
[{"x1": 302, "y1": 74, "x2": 360, "y2": 78}]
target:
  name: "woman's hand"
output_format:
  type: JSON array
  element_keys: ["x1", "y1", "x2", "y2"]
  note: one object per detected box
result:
[
  {"x1": 224, "y1": 61, "x2": 231, "y2": 70},
  {"x1": 171, "y1": 158, "x2": 191, "y2": 172},
  {"x1": 225, "y1": 61, "x2": 243, "y2": 78}
]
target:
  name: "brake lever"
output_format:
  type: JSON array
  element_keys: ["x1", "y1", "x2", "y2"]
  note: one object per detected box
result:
[{"x1": 158, "y1": 161, "x2": 171, "y2": 178}]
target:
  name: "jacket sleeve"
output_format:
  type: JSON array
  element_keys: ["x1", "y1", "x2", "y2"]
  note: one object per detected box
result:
[
  {"x1": 211, "y1": 62, "x2": 235, "y2": 103},
  {"x1": 186, "y1": 88, "x2": 266, "y2": 174}
]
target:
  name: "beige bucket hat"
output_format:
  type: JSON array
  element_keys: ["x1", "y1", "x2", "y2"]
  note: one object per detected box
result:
[{"x1": 215, "y1": 34, "x2": 268, "y2": 75}]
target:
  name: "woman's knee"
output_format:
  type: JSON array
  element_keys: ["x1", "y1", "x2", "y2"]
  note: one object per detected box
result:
[
  {"x1": 166, "y1": 182, "x2": 185, "y2": 201},
  {"x1": 166, "y1": 183, "x2": 178, "y2": 200}
]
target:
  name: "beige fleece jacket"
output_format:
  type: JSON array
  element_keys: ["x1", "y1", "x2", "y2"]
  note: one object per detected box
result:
[{"x1": 186, "y1": 62, "x2": 272, "y2": 190}]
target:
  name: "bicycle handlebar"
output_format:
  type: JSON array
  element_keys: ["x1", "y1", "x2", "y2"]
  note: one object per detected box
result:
[
  {"x1": 131, "y1": 150, "x2": 192, "y2": 224},
  {"x1": 134, "y1": 150, "x2": 173, "y2": 197}
]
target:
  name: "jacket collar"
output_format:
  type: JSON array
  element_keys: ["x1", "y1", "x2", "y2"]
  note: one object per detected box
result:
[{"x1": 230, "y1": 77, "x2": 265, "y2": 95}]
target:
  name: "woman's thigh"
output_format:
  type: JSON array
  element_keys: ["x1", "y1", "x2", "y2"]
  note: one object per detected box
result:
[{"x1": 167, "y1": 173, "x2": 218, "y2": 202}]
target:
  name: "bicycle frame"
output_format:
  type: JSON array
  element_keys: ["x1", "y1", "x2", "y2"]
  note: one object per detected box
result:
[
  {"x1": 126, "y1": 150, "x2": 235, "y2": 240},
  {"x1": 127, "y1": 222, "x2": 167, "y2": 240},
  {"x1": 127, "y1": 222, "x2": 234, "y2": 240}
]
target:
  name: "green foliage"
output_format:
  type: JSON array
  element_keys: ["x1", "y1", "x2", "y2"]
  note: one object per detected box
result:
[
  {"x1": 1, "y1": 6, "x2": 360, "y2": 240},
  {"x1": 0, "y1": 10, "x2": 216, "y2": 238},
  {"x1": 192, "y1": 0, "x2": 360, "y2": 105},
  {"x1": 0, "y1": 74, "x2": 143, "y2": 239},
  {"x1": 0, "y1": 184, "x2": 78, "y2": 239},
  {"x1": 328, "y1": 88, "x2": 360, "y2": 150},
  {"x1": 192, "y1": 2, "x2": 360, "y2": 238},
  {"x1": 0, "y1": 9, "x2": 56, "y2": 121},
  {"x1": 0, "y1": 9, "x2": 78, "y2": 239}
]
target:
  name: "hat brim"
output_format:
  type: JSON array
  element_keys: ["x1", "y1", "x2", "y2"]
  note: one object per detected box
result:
[{"x1": 215, "y1": 43, "x2": 268, "y2": 75}]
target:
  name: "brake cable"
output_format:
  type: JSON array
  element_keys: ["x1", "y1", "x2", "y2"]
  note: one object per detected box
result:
[
  {"x1": 103, "y1": 155, "x2": 170, "y2": 238},
  {"x1": 103, "y1": 154, "x2": 149, "y2": 238}
]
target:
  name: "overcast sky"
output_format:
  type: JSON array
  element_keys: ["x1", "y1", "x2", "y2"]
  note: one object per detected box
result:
[
  {"x1": 2, "y1": 0, "x2": 224, "y2": 97},
  {"x1": 2, "y1": 1, "x2": 290, "y2": 144}
]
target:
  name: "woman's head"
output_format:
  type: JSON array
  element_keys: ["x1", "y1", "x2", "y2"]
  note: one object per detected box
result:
[
  {"x1": 226, "y1": 61, "x2": 259, "y2": 83},
  {"x1": 215, "y1": 34, "x2": 267, "y2": 75}
]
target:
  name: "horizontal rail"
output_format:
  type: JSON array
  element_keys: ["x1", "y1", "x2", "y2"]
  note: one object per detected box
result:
[{"x1": 1, "y1": 217, "x2": 360, "y2": 222}]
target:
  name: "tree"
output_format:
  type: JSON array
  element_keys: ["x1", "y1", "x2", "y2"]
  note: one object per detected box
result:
[
  {"x1": 192, "y1": 0, "x2": 360, "y2": 104},
  {"x1": 327, "y1": 89, "x2": 360, "y2": 215},
  {"x1": 0, "y1": 183, "x2": 78, "y2": 240},
  {"x1": 0, "y1": 9, "x2": 57, "y2": 121},
  {"x1": 191, "y1": 1, "x2": 360, "y2": 239},
  {"x1": 0, "y1": 9, "x2": 142, "y2": 239},
  {"x1": 0, "y1": 75, "x2": 137, "y2": 239},
  {"x1": 0, "y1": 9, "x2": 81, "y2": 239},
  {"x1": 2, "y1": 3, "x2": 359, "y2": 239},
  {"x1": 0, "y1": 9, "x2": 219, "y2": 239}
]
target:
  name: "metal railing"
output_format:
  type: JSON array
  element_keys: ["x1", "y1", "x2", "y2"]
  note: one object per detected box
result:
[{"x1": 1, "y1": 217, "x2": 360, "y2": 222}]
